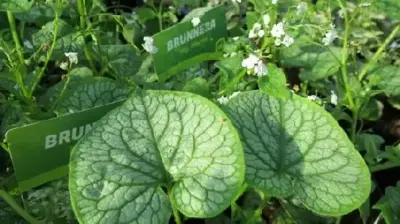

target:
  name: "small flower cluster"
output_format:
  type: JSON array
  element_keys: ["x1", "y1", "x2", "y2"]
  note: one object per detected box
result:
[
  {"x1": 241, "y1": 54, "x2": 267, "y2": 77},
  {"x1": 271, "y1": 22, "x2": 294, "y2": 47},
  {"x1": 307, "y1": 90, "x2": 338, "y2": 106},
  {"x1": 143, "y1": 36, "x2": 158, "y2": 54},
  {"x1": 60, "y1": 52, "x2": 78, "y2": 70},
  {"x1": 322, "y1": 24, "x2": 338, "y2": 46}
]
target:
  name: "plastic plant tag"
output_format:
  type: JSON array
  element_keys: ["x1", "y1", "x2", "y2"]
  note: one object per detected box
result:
[
  {"x1": 4, "y1": 100, "x2": 125, "y2": 192},
  {"x1": 152, "y1": 6, "x2": 227, "y2": 82}
]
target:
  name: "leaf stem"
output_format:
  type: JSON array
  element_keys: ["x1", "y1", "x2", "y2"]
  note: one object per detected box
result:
[
  {"x1": 158, "y1": 0, "x2": 165, "y2": 31},
  {"x1": 6, "y1": 11, "x2": 29, "y2": 98},
  {"x1": 168, "y1": 187, "x2": 182, "y2": 224},
  {"x1": 369, "y1": 162, "x2": 400, "y2": 173},
  {"x1": 336, "y1": 0, "x2": 355, "y2": 110},
  {"x1": 78, "y1": 0, "x2": 97, "y2": 73},
  {"x1": 358, "y1": 24, "x2": 400, "y2": 81},
  {"x1": 0, "y1": 189, "x2": 39, "y2": 224},
  {"x1": 29, "y1": 4, "x2": 60, "y2": 97}
]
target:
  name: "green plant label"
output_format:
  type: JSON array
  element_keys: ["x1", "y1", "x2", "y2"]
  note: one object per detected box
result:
[
  {"x1": 152, "y1": 6, "x2": 227, "y2": 81},
  {"x1": 5, "y1": 100, "x2": 125, "y2": 192}
]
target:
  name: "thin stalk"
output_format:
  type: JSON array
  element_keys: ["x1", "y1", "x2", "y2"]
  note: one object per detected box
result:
[
  {"x1": 168, "y1": 187, "x2": 182, "y2": 224},
  {"x1": 7, "y1": 11, "x2": 29, "y2": 98},
  {"x1": 0, "y1": 189, "x2": 39, "y2": 224},
  {"x1": 336, "y1": 0, "x2": 355, "y2": 110},
  {"x1": 78, "y1": 0, "x2": 97, "y2": 73},
  {"x1": 335, "y1": 216, "x2": 342, "y2": 224},
  {"x1": 358, "y1": 25, "x2": 400, "y2": 81},
  {"x1": 29, "y1": 9, "x2": 60, "y2": 97},
  {"x1": 370, "y1": 162, "x2": 400, "y2": 173},
  {"x1": 350, "y1": 109, "x2": 358, "y2": 143},
  {"x1": 158, "y1": 0, "x2": 165, "y2": 31}
]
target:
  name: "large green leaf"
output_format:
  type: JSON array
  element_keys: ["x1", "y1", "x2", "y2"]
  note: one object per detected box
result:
[
  {"x1": 69, "y1": 90, "x2": 245, "y2": 223},
  {"x1": 55, "y1": 77, "x2": 132, "y2": 116},
  {"x1": 373, "y1": 182, "x2": 400, "y2": 224},
  {"x1": 370, "y1": 65, "x2": 400, "y2": 96},
  {"x1": 0, "y1": 0, "x2": 33, "y2": 12},
  {"x1": 375, "y1": 0, "x2": 400, "y2": 20},
  {"x1": 223, "y1": 91, "x2": 371, "y2": 216},
  {"x1": 280, "y1": 37, "x2": 343, "y2": 81}
]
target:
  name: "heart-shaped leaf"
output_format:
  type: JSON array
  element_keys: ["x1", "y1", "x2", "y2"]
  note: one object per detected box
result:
[
  {"x1": 223, "y1": 90, "x2": 371, "y2": 216},
  {"x1": 69, "y1": 90, "x2": 245, "y2": 223}
]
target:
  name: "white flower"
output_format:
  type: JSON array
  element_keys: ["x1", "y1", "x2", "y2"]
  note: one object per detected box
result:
[
  {"x1": 254, "y1": 60, "x2": 268, "y2": 77},
  {"x1": 322, "y1": 24, "x2": 338, "y2": 46},
  {"x1": 249, "y1": 23, "x2": 265, "y2": 39},
  {"x1": 307, "y1": 95, "x2": 320, "y2": 101},
  {"x1": 217, "y1": 96, "x2": 229, "y2": 105},
  {"x1": 359, "y1": 2, "x2": 371, "y2": 7},
  {"x1": 274, "y1": 38, "x2": 282, "y2": 46},
  {"x1": 23, "y1": 40, "x2": 33, "y2": 49},
  {"x1": 230, "y1": 52, "x2": 237, "y2": 57},
  {"x1": 191, "y1": 17, "x2": 201, "y2": 27},
  {"x1": 263, "y1": 14, "x2": 271, "y2": 25},
  {"x1": 232, "y1": 36, "x2": 239, "y2": 41},
  {"x1": 64, "y1": 52, "x2": 78, "y2": 64},
  {"x1": 60, "y1": 62, "x2": 69, "y2": 70},
  {"x1": 330, "y1": 90, "x2": 338, "y2": 105},
  {"x1": 296, "y1": 2, "x2": 308, "y2": 15},
  {"x1": 271, "y1": 22, "x2": 285, "y2": 38},
  {"x1": 241, "y1": 54, "x2": 260, "y2": 69},
  {"x1": 241, "y1": 54, "x2": 267, "y2": 77},
  {"x1": 143, "y1": 36, "x2": 158, "y2": 54},
  {"x1": 272, "y1": 0, "x2": 278, "y2": 4},
  {"x1": 233, "y1": 0, "x2": 241, "y2": 3},
  {"x1": 258, "y1": 29, "x2": 265, "y2": 38},
  {"x1": 282, "y1": 35, "x2": 294, "y2": 47},
  {"x1": 249, "y1": 29, "x2": 256, "y2": 39}
]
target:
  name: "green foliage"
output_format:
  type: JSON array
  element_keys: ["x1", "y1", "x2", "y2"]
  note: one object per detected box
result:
[
  {"x1": 69, "y1": 90, "x2": 245, "y2": 223},
  {"x1": 373, "y1": 182, "x2": 400, "y2": 224},
  {"x1": 224, "y1": 91, "x2": 371, "y2": 216}
]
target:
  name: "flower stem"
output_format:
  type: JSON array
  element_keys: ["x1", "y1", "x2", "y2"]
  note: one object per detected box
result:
[
  {"x1": 6, "y1": 11, "x2": 29, "y2": 98},
  {"x1": 370, "y1": 162, "x2": 400, "y2": 173},
  {"x1": 29, "y1": 5, "x2": 60, "y2": 97},
  {"x1": 158, "y1": 0, "x2": 165, "y2": 31},
  {"x1": 0, "y1": 189, "x2": 40, "y2": 224},
  {"x1": 168, "y1": 187, "x2": 182, "y2": 224},
  {"x1": 336, "y1": 0, "x2": 355, "y2": 110},
  {"x1": 78, "y1": 0, "x2": 97, "y2": 73},
  {"x1": 358, "y1": 24, "x2": 400, "y2": 81}
]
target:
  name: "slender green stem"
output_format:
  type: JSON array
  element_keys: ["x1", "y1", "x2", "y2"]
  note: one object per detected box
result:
[
  {"x1": 7, "y1": 12, "x2": 24, "y2": 65},
  {"x1": 78, "y1": 0, "x2": 97, "y2": 73},
  {"x1": 7, "y1": 11, "x2": 29, "y2": 98},
  {"x1": 335, "y1": 216, "x2": 342, "y2": 224},
  {"x1": 370, "y1": 162, "x2": 400, "y2": 173},
  {"x1": 29, "y1": 8, "x2": 60, "y2": 97},
  {"x1": 158, "y1": 0, "x2": 165, "y2": 31},
  {"x1": 168, "y1": 187, "x2": 182, "y2": 224},
  {"x1": 0, "y1": 189, "x2": 39, "y2": 224},
  {"x1": 336, "y1": 0, "x2": 355, "y2": 110},
  {"x1": 358, "y1": 25, "x2": 400, "y2": 81}
]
